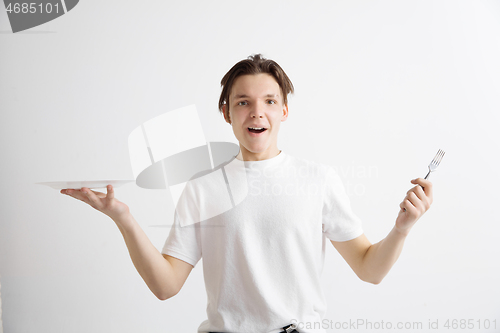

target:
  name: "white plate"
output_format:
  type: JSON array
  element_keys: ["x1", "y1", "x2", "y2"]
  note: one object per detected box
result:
[{"x1": 36, "y1": 180, "x2": 135, "y2": 190}]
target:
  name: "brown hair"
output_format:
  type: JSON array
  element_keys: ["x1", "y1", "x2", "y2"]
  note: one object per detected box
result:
[{"x1": 218, "y1": 54, "x2": 294, "y2": 121}]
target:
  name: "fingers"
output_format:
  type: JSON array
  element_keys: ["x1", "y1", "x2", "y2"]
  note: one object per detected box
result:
[
  {"x1": 399, "y1": 177, "x2": 434, "y2": 217},
  {"x1": 402, "y1": 189, "x2": 428, "y2": 217},
  {"x1": 61, "y1": 187, "x2": 106, "y2": 208},
  {"x1": 61, "y1": 188, "x2": 91, "y2": 206},
  {"x1": 81, "y1": 187, "x2": 104, "y2": 210},
  {"x1": 61, "y1": 185, "x2": 114, "y2": 208},
  {"x1": 400, "y1": 196, "x2": 419, "y2": 216},
  {"x1": 407, "y1": 180, "x2": 432, "y2": 209},
  {"x1": 407, "y1": 191, "x2": 425, "y2": 213},
  {"x1": 106, "y1": 185, "x2": 114, "y2": 200},
  {"x1": 410, "y1": 178, "x2": 433, "y2": 202},
  {"x1": 408, "y1": 184, "x2": 427, "y2": 205}
]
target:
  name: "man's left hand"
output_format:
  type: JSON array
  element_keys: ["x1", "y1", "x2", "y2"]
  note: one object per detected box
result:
[{"x1": 395, "y1": 178, "x2": 433, "y2": 236}]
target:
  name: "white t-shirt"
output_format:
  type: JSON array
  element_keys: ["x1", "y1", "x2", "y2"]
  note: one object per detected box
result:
[{"x1": 161, "y1": 151, "x2": 364, "y2": 333}]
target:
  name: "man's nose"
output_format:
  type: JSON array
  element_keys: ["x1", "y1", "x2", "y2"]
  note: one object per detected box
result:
[{"x1": 249, "y1": 103, "x2": 264, "y2": 118}]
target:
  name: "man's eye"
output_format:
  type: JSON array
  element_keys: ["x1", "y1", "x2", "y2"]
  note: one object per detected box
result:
[
  {"x1": 267, "y1": 100, "x2": 276, "y2": 104},
  {"x1": 238, "y1": 101, "x2": 247, "y2": 106}
]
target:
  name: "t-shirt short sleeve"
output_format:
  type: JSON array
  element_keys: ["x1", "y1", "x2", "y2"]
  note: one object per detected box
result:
[
  {"x1": 322, "y1": 167, "x2": 364, "y2": 242},
  {"x1": 161, "y1": 209, "x2": 202, "y2": 268}
]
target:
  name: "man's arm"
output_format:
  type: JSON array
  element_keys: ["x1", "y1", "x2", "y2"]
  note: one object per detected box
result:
[
  {"x1": 331, "y1": 178, "x2": 433, "y2": 284},
  {"x1": 62, "y1": 186, "x2": 194, "y2": 300},
  {"x1": 116, "y1": 213, "x2": 194, "y2": 300}
]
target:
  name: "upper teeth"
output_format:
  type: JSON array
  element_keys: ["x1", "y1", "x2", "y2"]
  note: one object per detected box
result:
[{"x1": 249, "y1": 127, "x2": 264, "y2": 130}]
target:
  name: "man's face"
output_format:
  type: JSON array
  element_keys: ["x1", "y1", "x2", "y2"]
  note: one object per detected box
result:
[{"x1": 223, "y1": 73, "x2": 288, "y2": 161}]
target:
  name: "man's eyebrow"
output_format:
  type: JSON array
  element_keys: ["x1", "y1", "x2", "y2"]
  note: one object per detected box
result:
[{"x1": 233, "y1": 94, "x2": 280, "y2": 99}]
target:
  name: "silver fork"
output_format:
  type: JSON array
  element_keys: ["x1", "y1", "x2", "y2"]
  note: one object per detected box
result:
[{"x1": 424, "y1": 149, "x2": 445, "y2": 179}]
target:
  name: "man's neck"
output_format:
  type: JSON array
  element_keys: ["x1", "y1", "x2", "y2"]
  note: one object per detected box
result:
[{"x1": 236, "y1": 148, "x2": 281, "y2": 161}]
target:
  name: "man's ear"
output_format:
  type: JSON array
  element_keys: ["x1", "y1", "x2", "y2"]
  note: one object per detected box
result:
[
  {"x1": 282, "y1": 105, "x2": 289, "y2": 121},
  {"x1": 222, "y1": 104, "x2": 231, "y2": 124}
]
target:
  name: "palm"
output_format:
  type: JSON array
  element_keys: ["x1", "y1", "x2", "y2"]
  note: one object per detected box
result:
[
  {"x1": 61, "y1": 186, "x2": 130, "y2": 221},
  {"x1": 92, "y1": 191, "x2": 129, "y2": 216}
]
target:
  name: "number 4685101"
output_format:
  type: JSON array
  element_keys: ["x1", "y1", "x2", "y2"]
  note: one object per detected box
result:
[
  {"x1": 6, "y1": 2, "x2": 60, "y2": 14},
  {"x1": 444, "y1": 319, "x2": 496, "y2": 330}
]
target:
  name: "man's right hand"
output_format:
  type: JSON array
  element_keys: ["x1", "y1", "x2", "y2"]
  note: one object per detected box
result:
[
  {"x1": 61, "y1": 185, "x2": 130, "y2": 223},
  {"x1": 61, "y1": 185, "x2": 191, "y2": 300}
]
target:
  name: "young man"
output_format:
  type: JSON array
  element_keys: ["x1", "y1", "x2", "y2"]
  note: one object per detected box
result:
[{"x1": 61, "y1": 54, "x2": 433, "y2": 333}]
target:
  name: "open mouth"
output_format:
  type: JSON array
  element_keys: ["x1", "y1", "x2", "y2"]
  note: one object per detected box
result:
[{"x1": 248, "y1": 127, "x2": 267, "y2": 134}]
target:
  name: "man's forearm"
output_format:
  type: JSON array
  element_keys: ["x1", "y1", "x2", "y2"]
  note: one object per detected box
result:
[
  {"x1": 361, "y1": 226, "x2": 408, "y2": 284},
  {"x1": 114, "y1": 213, "x2": 178, "y2": 300}
]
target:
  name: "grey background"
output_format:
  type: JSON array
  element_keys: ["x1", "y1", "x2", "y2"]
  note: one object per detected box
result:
[{"x1": 1, "y1": 0, "x2": 499, "y2": 332}]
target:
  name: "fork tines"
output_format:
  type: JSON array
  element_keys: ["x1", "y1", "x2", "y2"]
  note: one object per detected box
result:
[
  {"x1": 432, "y1": 149, "x2": 445, "y2": 166},
  {"x1": 424, "y1": 149, "x2": 445, "y2": 179}
]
